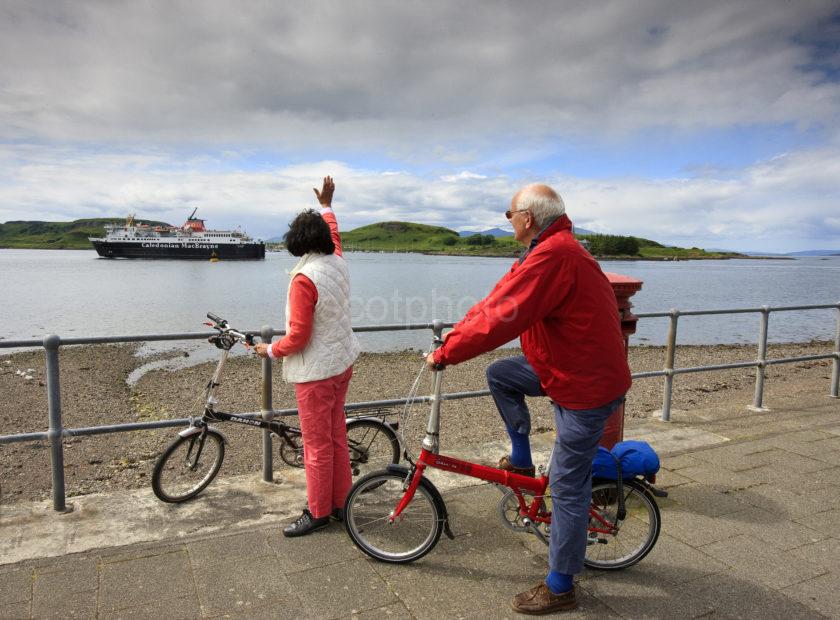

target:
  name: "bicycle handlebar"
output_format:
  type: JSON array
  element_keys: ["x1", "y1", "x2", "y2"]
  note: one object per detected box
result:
[{"x1": 205, "y1": 313, "x2": 256, "y2": 348}]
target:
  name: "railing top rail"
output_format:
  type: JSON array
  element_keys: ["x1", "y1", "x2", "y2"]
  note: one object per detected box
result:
[
  {"x1": 0, "y1": 322, "x2": 460, "y2": 349},
  {"x1": 3, "y1": 301, "x2": 838, "y2": 349},
  {"x1": 636, "y1": 302, "x2": 839, "y2": 319}
]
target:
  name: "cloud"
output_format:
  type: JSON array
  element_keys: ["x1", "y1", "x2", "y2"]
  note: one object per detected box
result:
[
  {"x1": 1, "y1": 144, "x2": 837, "y2": 252},
  {"x1": 0, "y1": 0, "x2": 838, "y2": 156}
]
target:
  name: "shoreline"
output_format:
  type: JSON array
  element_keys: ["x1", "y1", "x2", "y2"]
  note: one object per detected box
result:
[
  {"x1": 0, "y1": 340, "x2": 834, "y2": 505},
  {"x1": 2, "y1": 246, "x2": 798, "y2": 261}
]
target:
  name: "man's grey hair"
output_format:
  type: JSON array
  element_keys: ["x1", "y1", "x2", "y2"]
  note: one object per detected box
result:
[{"x1": 514, "y1": 184, "x2": 566, "y2": 229}]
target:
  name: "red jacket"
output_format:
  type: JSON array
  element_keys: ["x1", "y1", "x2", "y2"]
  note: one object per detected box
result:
[{"x1": 434, "y1": 215, "x2": 631, "y2": 410}]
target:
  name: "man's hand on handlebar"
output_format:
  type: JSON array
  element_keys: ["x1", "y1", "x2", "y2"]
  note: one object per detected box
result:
[{"x1": 425, "y1": 352, "x2": 445, "y2": 372}]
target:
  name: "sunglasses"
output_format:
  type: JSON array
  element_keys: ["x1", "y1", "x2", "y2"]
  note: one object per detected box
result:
[{"x1": 505, "y1": 209, "x2": 530, "y2": 220}]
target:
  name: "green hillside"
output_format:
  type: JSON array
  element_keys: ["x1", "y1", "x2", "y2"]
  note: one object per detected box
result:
[
  {"x1": 342, "y1": 221, "x2": 743, "y2": 259},
  {"x1": 0, "y1": 218, "x2": 170, "y2": 249}
]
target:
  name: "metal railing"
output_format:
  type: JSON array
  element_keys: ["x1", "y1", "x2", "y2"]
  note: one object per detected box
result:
[
  {"x1": 631, "y1": 303, "x2": 840, "y2": 421},
  {"x1": 1, "y1": 303, "x2": 839, "y2": 512}
]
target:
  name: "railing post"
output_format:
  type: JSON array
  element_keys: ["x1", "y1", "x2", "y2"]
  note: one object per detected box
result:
[
  {"x1": 750, "y1": 306, "x2": 771, "y2": 411},
  {"x1": 260, "y1": 325, "x2": 274, "y2": 482},
  {"x1": 660, "y1": 309, "x2": 679, "y2": 422},
  {"x1": 831, "y1": 303, "x2": 840, "y2": 399},
  {"x1": 44, "y1": 335, "x2": 71, "y2": 513}
]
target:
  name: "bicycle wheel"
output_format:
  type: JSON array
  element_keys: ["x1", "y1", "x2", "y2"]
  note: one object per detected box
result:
[
  {"x1": 585, "y1": 479, "x2": 661, "y2": 570},
  {"x1": 345, "y1": 419, "x2": 400, "y2": 478},
  {"x1": 344, "y1": 471, "x2": 444, "y2": 563},
  {"x1": 152, "y1": 430, "x2": 225, "y2": 503}
]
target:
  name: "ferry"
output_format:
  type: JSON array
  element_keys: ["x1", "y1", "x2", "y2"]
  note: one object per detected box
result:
[{"x1": 89, "y1": 210, "x2": 265, "y2": 260}]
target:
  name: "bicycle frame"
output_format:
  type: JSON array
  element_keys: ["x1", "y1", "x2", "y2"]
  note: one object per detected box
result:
[{"x1": 390, "y1": 332, "x2": 619, "y2": 540}]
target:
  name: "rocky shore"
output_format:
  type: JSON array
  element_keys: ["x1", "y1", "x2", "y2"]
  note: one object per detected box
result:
[{"x1": 1, "y1": 341, "x2": 835, "y2": 504}]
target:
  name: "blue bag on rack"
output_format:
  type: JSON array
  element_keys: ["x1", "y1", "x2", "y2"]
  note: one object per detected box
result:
[{"x1": 591, "y1": 440, "x2": 660, "y2": 480}]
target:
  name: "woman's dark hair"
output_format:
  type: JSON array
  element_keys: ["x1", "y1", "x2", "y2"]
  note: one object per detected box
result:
[{"x1": 284, "y1": 209, "x2": 335, "y2": 257}]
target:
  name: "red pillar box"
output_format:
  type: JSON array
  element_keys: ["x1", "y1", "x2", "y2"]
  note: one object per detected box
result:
[{"x1": 600, "y1": 273, "x2": 643, "y2": 449}]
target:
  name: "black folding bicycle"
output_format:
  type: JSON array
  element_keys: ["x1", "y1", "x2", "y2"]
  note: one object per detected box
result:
[{"x1": 151, "y1": 313, "x2": 400, "y2": 503}]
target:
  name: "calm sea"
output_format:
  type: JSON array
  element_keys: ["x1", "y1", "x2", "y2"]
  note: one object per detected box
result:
[{"x1": 1, "y1": 250, "x2": 838, "y2": 359}]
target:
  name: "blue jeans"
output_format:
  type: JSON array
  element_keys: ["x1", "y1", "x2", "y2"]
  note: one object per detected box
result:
[
  {"x1": 549, "y1": 397, "x2": 623, "y2": 574},
  {"x1": 485, "y1": 356, "x2": 545, "y2": 434},
  {"x1": 486, "y1": 355, "x2": 623, "y2": 574}
]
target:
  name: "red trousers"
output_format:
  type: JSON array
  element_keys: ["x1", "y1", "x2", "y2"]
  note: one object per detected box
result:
[{"x1": 294, "y1": 365, "x2": 353, "y2": 519}]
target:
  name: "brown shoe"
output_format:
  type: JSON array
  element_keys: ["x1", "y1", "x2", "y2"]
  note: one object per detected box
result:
[
  {"x1": 498, "y1": 455, "x2": 536, "y2": 478},
  {"x1": 511, "y1": 582, "x2": 577, "y2": 615}
]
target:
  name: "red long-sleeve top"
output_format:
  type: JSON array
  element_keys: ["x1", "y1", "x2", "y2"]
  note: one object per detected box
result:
[{"x1": 267, "y1": 209, "x2": 342, "y2": 359}]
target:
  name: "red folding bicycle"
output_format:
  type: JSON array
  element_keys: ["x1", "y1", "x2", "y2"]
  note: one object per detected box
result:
[{"x1": 343, "y1": 328, "x2": 665, "y2": 568}]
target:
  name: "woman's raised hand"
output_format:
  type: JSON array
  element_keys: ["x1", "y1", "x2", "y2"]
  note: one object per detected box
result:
[{"x1": 313, "y1": 176, "x2": 335, "y2": 207}]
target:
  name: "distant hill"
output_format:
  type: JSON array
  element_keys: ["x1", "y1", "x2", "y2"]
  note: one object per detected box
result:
[
  {"x1": 0, "y1": 218, "x2": 171, "y2": 250},
  {"x1": 458, "y1": 225, "x2": 596, "y2": 237},
  {"x1": 784, "y1": 250, "x2": 840, "y2": 257},
  {"x1": 458, "y1": 227, "x2": 512, "y2": 237},
  {"x1": 342, "y1": 221, "x2": 742, "y2": 259}
]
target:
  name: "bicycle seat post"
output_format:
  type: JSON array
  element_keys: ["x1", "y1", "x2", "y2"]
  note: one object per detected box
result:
[{"x1": 421, "y1": 321, "x2": 445, "y2": 454}]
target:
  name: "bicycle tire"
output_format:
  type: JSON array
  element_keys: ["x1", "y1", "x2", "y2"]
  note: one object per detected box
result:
[
  {"x1": 344, "y1": 471, "x2": 444, "y2": 563},
  {"x1": 584, "y1": 479, "x2": 661, "y2": 570},
  {"x1": 152, "y1": 430, "x2": 225, "y2": 503},
  {"x1": 345, "y1": 419, "x2": 400, "y2": 479}
]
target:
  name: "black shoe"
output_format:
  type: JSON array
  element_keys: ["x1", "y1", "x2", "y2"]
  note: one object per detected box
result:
[
  {"x1": 282, "y1": 509, "x2": 330, "y2": 538},
  {"x1": 330, "y1": 507, "x2": 344, "y2": 523}
]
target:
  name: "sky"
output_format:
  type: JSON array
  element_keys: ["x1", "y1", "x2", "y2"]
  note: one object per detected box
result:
[{"x1": 1, "y1": 1, "x2": 839, "y2": 253}]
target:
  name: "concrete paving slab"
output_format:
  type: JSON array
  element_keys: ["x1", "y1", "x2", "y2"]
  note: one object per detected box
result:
[
  {"x1": 652, "y1": 508, "x2": 743, "y2": 548},
  {"x1": 32, "y1": 559, "x2": 97, "y2": 596},
  {"x1": 782, "y1": 572, "x2": 840, "y2": 618},
  {"x1": 793, "y1": 507, "x2": 840, "y2": 532},
  {"x1": 581, "y1": 566, "x2": 717, "y2": 619},
  {"x1": 625, "y1": 419, "x2": 731, "y2": 456},
  {"x1": 267, "y1": 522, "x2": 362, "y2": 575},
  {"x1": 788, "y1": 536, "x2": 840, "y2": 571},
  {"x1": 345, "y1": 600, "x2": 413, "y2": 619},
  {"x1": 649, "y1": 466, "x2": 694, "y2": 489},
  {"x1": 0, "y1": 567, "x2": 29, "y2": 605},
  {"x1": 727, "y1": 482, "x2": 830, "y2": 518},
  {"x1": 186, "y1": 529, "x2": 274, "y2": 567},
  {"x1": 32, "y1": 589, "x2": 97, "y2": 619},
  {"x1": 99, "y1": 595, "x2": 198, "y2": 620},
  {"x1": 730, "y1": 506, "x2": 825, "y2": 551},
  {"x1": 672, "y1": 571, "x2": 824, "y2": 620},
  {"x1": 0, "y1": 601, "x2": 29, "y2": 619},
  {"x1": 98, "y1": 550, "x2": 193, "y2": 612},
  {"x1": 286, "y1": 558, "x2": 396, "y2": 619},
  {"x1": 664, "y1": 482, "x2": 748, "y2": 518},
  {"x1": 192, "y1": 554, "x2": 298, "y2": 618},
  {"x1": 699, "y1": 534, "x2": 828, "y2": 590},
  {"x1": 584, "y1": 532, "x2": 728, "y2": 587}
]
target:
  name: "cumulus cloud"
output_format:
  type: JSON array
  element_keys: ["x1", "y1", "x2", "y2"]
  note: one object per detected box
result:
[{"x1": 1, "y1": 144, "x2": 837, "y2": 252}]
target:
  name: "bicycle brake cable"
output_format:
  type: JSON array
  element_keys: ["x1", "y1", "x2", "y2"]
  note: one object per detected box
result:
[{"x1": 399, "y1": 358, "x2": 428, "y2": 464}]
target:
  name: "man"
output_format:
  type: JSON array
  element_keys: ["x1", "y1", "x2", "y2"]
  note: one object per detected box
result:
[{"x1": 426, "y1": 183, "x2": 630, "y2": 614}]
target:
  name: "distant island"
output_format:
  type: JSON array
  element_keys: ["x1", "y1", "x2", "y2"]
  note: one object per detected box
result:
[
  {"x1": 336, "y1": 222, "x2": 745, "y2": 260},
  {"x1": 0, "y1": 218, "x2": 169, "y2": 249},
  {"x1": 1, "y1": 217, "x2": 749, "y2": 259}
]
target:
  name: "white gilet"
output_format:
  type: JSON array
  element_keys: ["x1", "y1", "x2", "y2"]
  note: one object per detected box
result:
[{"x1": 281, "y1": 252, "x2": 360, "y2": 383}]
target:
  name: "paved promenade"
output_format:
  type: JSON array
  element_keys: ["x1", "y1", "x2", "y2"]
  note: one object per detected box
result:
[{"x1": 1, "y1": 395, "x2": 839, "y2": 619}]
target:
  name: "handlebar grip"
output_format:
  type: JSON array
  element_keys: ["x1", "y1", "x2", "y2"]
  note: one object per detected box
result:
[{"x1": 206, "y1": 312, "x2": 225, "y2": 325}]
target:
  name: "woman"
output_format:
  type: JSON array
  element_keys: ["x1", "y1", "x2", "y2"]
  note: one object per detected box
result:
[{"x1": 255, "y1": 176, "x2": 360, "y2": 537}]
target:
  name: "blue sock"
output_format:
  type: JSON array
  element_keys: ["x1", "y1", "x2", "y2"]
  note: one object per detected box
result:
[
  {"x1": 546, "y1": 571, "x2": 573, "y2": 594},
  {"x1": 506, "y1": 425, "x2": 533, "y2": 468}
]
